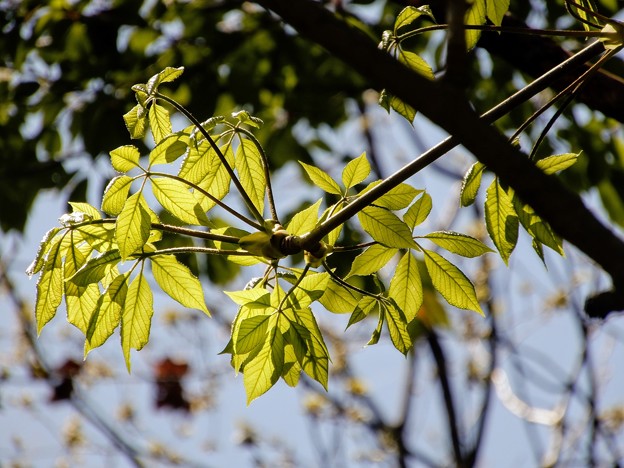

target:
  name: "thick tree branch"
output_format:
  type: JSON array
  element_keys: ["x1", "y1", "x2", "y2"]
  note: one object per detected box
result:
[{"x1": 256, "y1": 0, "x2": 624, "y2": 315}]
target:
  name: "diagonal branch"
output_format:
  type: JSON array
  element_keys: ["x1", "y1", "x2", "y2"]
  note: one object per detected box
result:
[{"x1": 256, "y1": 0, "x2": 624, "y2": 316}]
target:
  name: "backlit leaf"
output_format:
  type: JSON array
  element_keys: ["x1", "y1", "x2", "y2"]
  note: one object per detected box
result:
[
  {"x1": 349, "y1": 295, "x2": 378, "y2": 329},
  {"x1": 116, "y1": 191, "x2": 151, "y2": 261},
  {"x1": 225, "y1": 288, "x2": 271, "y2": 308},
  {"x1": 512, "y1": 195, "x2": 564, "y2": 256},
  {"x1": 347, "y1": 244, "x2": 398, "y2": 278},
  {"x1": 319, "y1": 277, "x2": 361, "y2": 313},
  {"x1": 487, "y1": 0, "x2": 510, "y2": 26},
  {"x1": 460, "y1": 161, "x2": 485, "y2": 207},
  {"x1": 235, "y1": 315, "x2": 271, "y2": 354},
  {"x1": 35, "y1": 235, "x2": 65, "y2": 334},
  {"x1": 394, "y1": 5, "x2": 435, "y2": 33},
  {"x1": 151, "y1": 254, "x2": 210, "y2": 315},
  {"x1": 294, "y1": 307, "x2": 329, "y2": 389},
  {"x1": 146, "y1": 66, "x2": 184, "y2": 95},
  {"x1": 121, "y1": 266, "x2": 154, "y2": 372},
  {"x1": 423, "y1": 249, "x2": 483, "y2": 315},
  {"x1": 151, "y1": 176, "x2": 210, "y2": 226},
  {"x1": 365, "y1": 181, "x2": 422, "y2": 210},
  {"x1": 101, "y1": 175, "x2": 133, "y2": 216},
  {"x1": 535, "y1": 153, "x2": 579, "y2": 175},
  {"x1": 299, "y1": 161, "x2": 342, "y2": 195},
  {"x1": 484, "y1": 179, "x2": 518, "y2": 264},
  {"x1": 398, "y1": 49, "x2": 435, "y2": 79},
  {"x1": 68, "y1": 250, "x2": 121, "y2": 286},
  {"x1": 26, "y1": 227, "x2": 61, "y2": 277},
  {"x1": 342, "y1": 152, "x2": 370, "y2": 190},
  {"x1": 123, "y1": 104, "x2": 148, "y2": 139},
  {"x1": 65, "y1": 242, "x2": 99, "y2": 334},
  {"x1": 389, "y1": 251, "x2": 422, "y2": 322},
  {"x1": 423, "y1": 231, "x2": 493, "y2": 257},
  {"x1": 390, "y1": 95, "x2": 416, "y2": 123},
  {"x1": 383, "y1": 299, "x2": 412, "y2": 355},
  {"x1": 236, "y1": 138, "x2": 266, "y2": 216},
  {"x1": 287, "y1": 199, "x2": 322, "y2": 236},
  {"x1": 149, "y1": 102, "x2": 172, "y2": 144},
  {"x1": 68, "y1": 202, "x2": 101, "y2": 220},
  {"x1": 149, "y1": 131, "x2": 189, "y2": 166},
  {"x1": 85, "y1": 273, "x2": 128, "y2": 356},
  {"x1": 243, "y1": 315, "x2": 283, "y2": 404},
  {"x1": 358, "y1": 206, "x2": 416, "y2": 249},
  {"x1": 404, "y1": 192, "x2": 432, "y2": 229},
  {"x1": 465, "y1": 0, "x2": 487, "y2": 49},
  {"x1": 110, "y1": 145, "x2": 141, "y2": 172}
]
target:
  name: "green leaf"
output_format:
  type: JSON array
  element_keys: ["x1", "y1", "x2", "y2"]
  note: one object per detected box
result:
[
  {"x1": 286, "y1": 199, "x2": 322, "y2": 236},
  {"x1": 236, "y1": 138, "x2": 266, "y2": 216},
  {"x1": 390, "y1": 95, "x2": 416, "y2": 123},
  {"x1": 149, "y1": 102, "x2": 172, "y2": 144},
  {"x1": 26, "y1": 227, "x2": 61, "y2": 277},
  {"x1": 347, "y1": 244, "x2": 398, "y2": 278},
  {"x1": 35, "y1": 235, "x2": 65, "y2": 334},
  {"x1": 349, "y1": 295, "x2": 378, "y2": 329},
  {"x1": 389, "y1": 251, "x2": 423, "y2": 322},
  {"x1": 121, "y1": 266, "x2": 154, "y2": 372},
  {"x1": 110, "y1": 145, "x2": 141, "y2": 173},
  {"x1": 367, "y1": 312, "x2": 384, "y2": 346},
  {"x1": 146, "y1": 66, "x2": 184, "y2": 95},
  {"x1": 101, "y1": 175, "x2": 133, "y2": 216},
  {"x1": 423, "y1": 249, "x2": 483, "y2": 315},
  {"x1": 123, "y1": 104, "x2": 148, "y2": 139},
  {"x1": 149, "y1": 131, "x2": 189, "y2": 166},
  {"x1": 68, "y1": 250, "x2": 121, "y2": 286},
  {"x1": 465, "y1": 0, "x2": 487, "y2": 50},
  {"x1": 398, "y1": 49, "x2": 435, "y2": 79},
  {"x1": 358, "y1": 206, "x2": 417, "y2": 249},
  {"x1": 423, "y1": 231, "x2": 493, "y2": 257},
  {"x1": 74, "y1": 223, "x2": 116, "y2": 252},
  {"x1": 484, "y1": 179, "x2": 518, "y2": 265},
  {"x1": 487, "y1": 0, "x2": 510, "y2": 26},
  {"x1": 460, "y1": 162, "x2": 485, "y2": 207},
  {"x1": 383, "y1": 299, "x2": 412, "y2": 355},
  {"x1": 318, "y1": 277, "x2": 361, "y2": 313},
  {"x1": 512, "y1": 195, "x2": 564, "y2": 256},
  {"x1": 235, "y1": 315, "x2": 271, "y2": 354},
  {"x1": 394, "y1": 5, "x2": 435, "y2": 33},
  {"x1": 65, "y1": 242, "x2": 100, "y2": 334},
  {"x1": 293, "y1": 307, "x2": 329, "y2": 389},
  {"x1": 364, "y1": 181, "x2": 422, "y2": 210},
  {"x1": 225, "y1": 288, "x2": 271, "y2": 308},
  {"x1": 85, "y1": 273, "x2": 127, "y2": 356},
  {"x1": 68, "y1": 202, "x2": 101, "y2": 220},
  {"x1": 116, "y1": 191, "x2": 151, "y2": 261},
  {"x1": 243, "y1": 314, "x2": 284, "y2": 404},
  {"x1": 151, "y1": 254, "x2": 210, "y2": 315},
  {"x1": 192, "y1": 142, "x2": 234, "y2": 213},
  {"x1": 281, "y1": 343, "x2": 302, "y2": 387},
  {"x1": 404, "y1": 192, "x2": 432, "y2": 229},
  {"x1": 535, "y1": 153, "x2": 579, "y2": 175},
  {"x1": 342, "y1": 152, "x2": 370, "y2": 189},
  {"x1": 151, "y1": 176, "x2": 210, "y2": 226},
  {"x1": 286, "y1": 271, "x2": 330, "y2": 310},
  {"x1": 299, "y1": 161, "x2": 342, "y2": 195}
]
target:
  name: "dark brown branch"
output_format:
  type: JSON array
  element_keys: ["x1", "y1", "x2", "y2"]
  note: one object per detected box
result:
[{"x1": 255, "y1": 0, "x2": 624, "y2": 316}]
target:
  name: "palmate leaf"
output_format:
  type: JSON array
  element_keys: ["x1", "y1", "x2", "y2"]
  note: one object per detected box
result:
[
  {"x1": 64, "y1": 242, "x2": 100, "y2": 334},
  {"x1": 101, "y1": 175, "x2": 133, "y2": 216},
  {"x1": 121, "y1": 266, "x2": 154, "y2": 372},
  {"x1": 382, "y1": 299, "x2": 412, "y2": 355},
  {"x1": 423, "y1": 249, "x2": 483, "y2": 316},
  {"x1": 236, "y1": 138, "x2": 266, "y2": 216},
  {"x1": 149, "y1": 103, "x2": 172, "y2": 144},
  {"x1": 151, "y1": 176, "x2": 211, "y2": 226},
  {"x1": 404, "y1": 192, "x2": 432, "y2": 229},
  {"x1": 116, "y1": 191, "x2": 152, "y2": 261},
  {"x1": 349, "y1": 295, "x2": 378, "y2": 329},
  {"x1": 389, "y1": 251, "x2": 423, "y2": 322},
  {"x1": 358, "y1": 206, "x2": 417, "y2": 249},
  {"x1": 150, "y1": 254, "x2": 210, "y2": 315},
  {"x1": 347, "y1": 244, "x2": 398, "y2": 278},
  {"x1": 35, "y1": 234, "x2": 65, "y2": 334},
  {"x1": 286, "y1": 199, "x2": 322, "y2": 236},
  {"x1": 485, "y1": 178, "x2": 518, "y2": 264},
  {"x1": 342, "y1": 152, "x2": 370, "y2": 190},
  {"x1": 281, "y1": 342, "x2": 302, "y2": 387},
  {"x1": 422, "y1": 231, "x2": 493, "y2": 257},
  {"x1": 85, "y1": 273, "x2": 128, "y2": 356},
  {"x1": 299, "y1": 161, "x2": 342, "y2": 195},
  {"x1": 460, "y1": 161, "x2": 485, "y2": 207},
  {"x1": 110, "y1": 145, "x2": 140, "y2": 173}
]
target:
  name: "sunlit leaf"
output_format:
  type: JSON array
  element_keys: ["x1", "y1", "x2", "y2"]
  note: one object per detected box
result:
[
  {"x1": 293, "y1": 307, "x2": 329, "y2": 389},
  {"x1": 299, "y1": 161, "x2": 342, "y2": 195},
  {"x1": 398, "y1": 49, "x2": 434, "y2": 79},
  {"x1": 286, "y1": 199, "x2": 322, "y2": 236},
  {"x1": 383, "y1": 299, "x2": 412, "y2": 355},
  {"x1": 101, "y1": 175, "x2": 133, "y2": 216},
  {"x1": 235, "y1": 138, "x2": 266, "y2": 216},
  {"x1": 151, "y1": 254, "x2": 210, "y2": 315},
  {"x1": 358, "y1": 206, "x2": 417, "y2": 249},
  {"x1": 26, "y1": 227, "x2": 61, "y2": 277},
  {"x1": 123, "y1": 104, "x2": 148, "y2": 139},
  {"x1": 512, "y1": 195, "x2": 564, "y2": 256},
  {"x1": 484, "y1": 179, "x2": 518, "y2": 264},
  {"x1": 65, "y1": 242, "x2": 99, "y2": 334},
  {"x1": 460, "y1": 161, "x2": 485, "y2": 207},
  {"x1": 68, "y1": 202, "x2": 101, "y2": 220},
  {"x1": 390, "y1": 95, "x2": 416, "y2": 123},
  {"x1": 284, "y1": 271, "x2": 330, "y2": 310},
  {"x1": 281, "y1": 343, "x2": 302, "y2": 387},
  {"x1": 235, "y1": 314, "x2": 271, "y2": 354},
  {"x1": 404, "y1": 192, "x2": 432, "y2": 229},
  {"x1": 465, "y1": 0, "x2": 487, "y2": 49},
  {"x1": 389, "y1": 251, "x2": 422, "y2": 322},
  {"x1": 35, "y1": 235, "x2": 65, "y2": 334},
  {"x1": 364, "y1": 181, "x2": 422, "y2": 210},
  {"x1": 225, "y1": 288, "x2": 271, "y2": 308},
  {"x1": 367, "y1": 312, "x2": 384, "y2": 346},
  {"x1": 342, "y1": 152, "x2": 370, "y2": 190},
  {"x1": 347, "y1": 244, "x2": 398, "y2": 277},
  {"x1": 487, "y1": 0, "x2": 510, "y2": 26},
  {"x1": 349, "y1": 295, "x2": 378, "y2": 329},
  {"x1": 319, "y1": 277, "x2": 361, "y2": 313},
  {"x1": 116, "y1": 191, "x2": 151, "y2": 261},
  {"x1": 68, "y1": 250, "x2": 121, "y2": 286},
  {"x1": 535, "y1": 153, "x2": 579, "y2": 175},
  {"x1": 423, "y1": 249, "x2": 483, "y2": 315},
  {"x1": 151, "y1": 176, "x2": 210, "y2": 226},
  {"x1": 121, "y1": 266, "x2": 154, "y2": 372},
  {"x1": 146, "y1": 66, "x2": 184, "y2": 95},
  {"x1": 110, "y1": 145, "x2": 141, "y2": 173},
  {"x1": 394, "y1": 5, "x2": 435, "y2": 33},
  {"x1": 422, "y1": 231, "x2": 493, "y2": 257},
  {"x1": 85, "y1": 273, "x2": 128, "y2": 356},
  {"x1": 149, "y1": 102, "x2": 172, "y2": 144},
  {"x1": 149, "y1": 131, "x2": 189, "y2": 166}
]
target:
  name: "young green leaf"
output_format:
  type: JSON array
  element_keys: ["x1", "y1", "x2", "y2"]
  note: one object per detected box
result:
[
  {"x1": 193, "y1": 143, "x2": 234, "y2": 213},
  {"x1": 347, "y1": 244, "x2": 398, "y2": 278},
  {"x1": 487, "y1": 0, "x2": 510, "y2": 26},
  {"x1": 281, "y1": 343, "x2": 302, "y2": 387},
  {"x1": 116, "y1": 191, "x2": 152, "y2": 261},
  {"x1": 460, "y1": 161, "x2": 485, "y2": 207},
  {"x1": 235, "y1": 315, "x2": 271, "y2": 354},
  {"x1": 225, "y1": 288, "x2": 272, "y2": 308},
  {"x1": 535, "y1": 153, "x2": 579, "y2": 175},
  {"x1": 358, "y1": 206, "x2": 417, "y2": 249},
  {"x1": 35, "y1": 235, "x2": 65, "y2": 334},
  {"x1": 26, "y1": 227, "x2": 61, "y2": 277},
  {"x1": 367, "y1": 312, "x2": 384, "y2": 346},
  {"x1": 101, "y1": 175, "x2": 133, "y2": 216},
  {"x1": 299, "y1": 161, "x2": 342, "y2": 195},
  {"x1": 123, "y1": 104, "x2": 148, "y2": 139},
  {"x1": 484, "y1": 179, "x2": 518, "y2": 264},
  {"x1": 423, "y1": 249, "x2": 483, "y2": 316},
  {"x1": 465, "y1": 0, "x2": 487, "y2": 50},
  {"x1": 146, "y1": 66, "x2": 184, "y2": 95},
  {"x1": 390, "y1": 95, "x2": 416, "y2": 123},
  {"x1": 149, "y1": 102, "x2": 172, "y2": 144},
  {"x1": 394, "y1": 5, "x2": 435, "y2": 33},
  {"x1": 149, "y1": 132, "x2": 189, "y2": 166},
  {"x1": 389, "y1": 251, "x2": 423, "y2": 322},
  {"x1": 364, "y1": 181, "x2": 422, "y2": 210},
  {"x1": 318, "y1": 277, "x2": 361, "y2": 314},
  {"x1": 85, "y1": 273, "x2": 128, "y2": 356},
  {"x1": 286, "y1": 199, "x2": 322, "y2": 236},
  {"x1": 121, "y1": 266, "x2": 154, "y2": 372},
  {"x1": 398, "y1": 49, "x2": 435, "y2": 79},
  {"x1": 349, "y1": 295, "x2": 378, "y2": 329},
  {"x1": 512, "y1": 196, "x2": 564, "y2": 256},
  {"x1": 382, "y1": 299, "x2": 412, "y2": 355},
  {"x1": 422, "y1": 231, "x2": 493, "y2": 257},
  {"x1": 110, "y1": 145, "x2": 141, "y2": 173},
  {"x1": 293, "y1": 307, "x2": 329, "y2": 390},
  {"x1": 150, "y1": 254, "x2": 210, "y2": 315},
  {"x1": 404, "y1": 192, "x2": 432, "y2": 229},
  {"x1": 150, "y1": 176, "x2": 211, "y2": 226},
  {"x1": 68, "y1": 249, "x2": 121, "y2": 286},
  {"x1": 235, "y1": 138, "x2": 266, "y2": 216},
  {"x1": 285, "y1": 271, "x2": 330, "y2": 310},
  {"x1": 342, "y1": 152, "x2": 370, "y2": 190},
  {"x1": 65, "y1": 243, "x2": 100, "y2": 334},
  {"x1": 68, "y1": 202, "x2": 101, "y2": 220}
]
